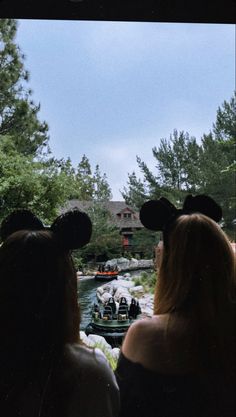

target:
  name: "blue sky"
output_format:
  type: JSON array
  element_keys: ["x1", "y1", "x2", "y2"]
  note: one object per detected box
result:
[{"x1": 16, "y1": 20, "x2": 235, "y2": 200}]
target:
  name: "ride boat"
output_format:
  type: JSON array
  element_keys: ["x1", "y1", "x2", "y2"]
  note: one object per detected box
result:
[
  {"x1": 94, "y1": 265, "x2": 119, "y2": 281},
  {"x1": 85, "y1": 297, "x2": 142, "y2": 346},
  {"x1": 94, "y1": 270, "x2": 119, "y2": 281}
]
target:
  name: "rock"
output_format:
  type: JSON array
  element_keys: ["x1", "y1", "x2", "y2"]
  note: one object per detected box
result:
[
  {"x1": 96, "y1": 285, "x2": 106, "y2": 295},
  {"x1": 105, "y1": 257, "x2": 154, "y2": 272},
  {"x1": 113, "y1": 287, "x2": 131, "y2": 304},
  {"x1": 111, "y1": 348, "x2": 120, "y2": 361},
  {"x1": 98, "y1": 291, "x2": 113, "y2": 304},
  {"x1": 87, "y1": 334, "x2": 112, "y2": 350},
  {"x1": 113, "y1": 279, "x2": 134, "y2": 289},
  {"x1": 79, "y1": 331, "x2": 95, "y2": 347},
  {"x1": 129, "y1": 285, "x2": 144, "y2": 295},
  {"x1": 122, "y1": 273, "x2": 131, "y2": 279}
]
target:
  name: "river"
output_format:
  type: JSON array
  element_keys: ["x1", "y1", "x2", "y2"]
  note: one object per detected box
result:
[
  {"x1": 78, "y1": 270, "x2": 150, "y2": 330},
  {"x1": 78, "y1": 277, "x2": 104, "y2": 330}
]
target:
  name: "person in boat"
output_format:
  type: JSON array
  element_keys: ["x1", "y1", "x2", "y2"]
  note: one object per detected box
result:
[
  {"x1": 93, "y1": 303, "x2": 101, "y2": 318},
  {"x1": 0, "y1": 209, "x2": 119, "y2": 417},
  {"x1": 119, "y1": 296, "x2": 128, "y2": 306},
  {"x1": 128, "y1": 298, "x2": 141, "y2": 319},
  {"x1": 94, "y1": 303, "x2": 100, "y2": 312},
  {"x1": 115, "y1": 194, "x2": 236, "y2": 417},
  {"x1": 107, "y1": 297, "x2": 117, "y2": 315}
]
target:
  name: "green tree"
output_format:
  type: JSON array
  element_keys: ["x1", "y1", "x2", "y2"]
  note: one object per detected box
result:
[
  {"x1": 0, "y1": 19, "x2": 49, "y2": 156},
  {"x1": 152, "y1": 130, "x2": 201, "y2": 193},
  {"x1": 121, "y1": 171, "x2": 149, "y2": 209},
  {"x1": 0, "y1": 136, "x2": 77, "y2": 223},
  {"x1": 0, "y1": 20, "x2": 113, "y2": 226},
  {"x1": 122, "y1": 130, "x2": 201, "y2": 209},
  {"x1": 78, "y1": 204, "x2": 121, "y2": 262},
  {"x1": 198, "y1": 93, "x2": 236, "y2": 230},
  {"x1": 213, "y1": 91, "x2": 236, "y2": 142},
  {"x1": 72, "y1": 155, "x2": 112, "y2": 201},
  {"x1": 93, "y1": 164, "x2": 112, "y2": 201},
  {"x1": 131, "y1": 228, "x2": 159, "y2": 258},
  {"x1": 122, "y1": 93, "x2": 235, "y2": 234}
]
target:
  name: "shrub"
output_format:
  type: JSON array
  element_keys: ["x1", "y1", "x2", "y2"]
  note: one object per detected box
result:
[{"x1": 133, "y1": 271, "x2": 157, "y2": 294}]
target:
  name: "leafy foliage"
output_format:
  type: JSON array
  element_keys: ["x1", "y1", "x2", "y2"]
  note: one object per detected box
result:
[
  {"x1": 133, "y1": 271, "x2": 157, "y2": 294},
  {"x1": 73, "y1": 155, "x2": 112, "y2": 201},
  {"x1": 122, "y1": 93, "x2": 236, "y2": 233},
  {"x1": 0, "y1": 136, "x2": 76, "y2": 223},
  {"x1": 0, "y1": 20, "x2": 112, "y2": 226},
  {"x1": 131, "y1": 228, "x2": 159, "y2": 258},
  {"x1": 76, "y1": 204, "x2": 122, "y2": 262}
]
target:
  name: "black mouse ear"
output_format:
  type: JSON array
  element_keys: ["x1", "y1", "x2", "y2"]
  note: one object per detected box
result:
[
  {"x1": 139, "y1": 199, "x2": 176, "y2": 231},
  {"x1": 0, "y1": 209, "x2": 44, "y2": 241},
  {"x1": 183, "y1": 194, "x2": 222, "y2": 222},
  {"x1": 50, "y1": 209, "x2": 92, "y2": 250}
]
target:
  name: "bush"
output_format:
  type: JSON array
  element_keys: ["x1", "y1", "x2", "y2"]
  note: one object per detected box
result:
[{"x1": 133, "y1": 271, "x2": 157, "y2": 294}]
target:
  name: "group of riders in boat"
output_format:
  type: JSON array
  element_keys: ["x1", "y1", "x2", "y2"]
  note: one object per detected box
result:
[
  {"x1": 93, "y1": 296, "x2": 142, "y2": 321},
  {"x1": 94, "y1": 264, "x2": 119, "y2": 281},
  {"x1": 85, "y1": 297, "x2": 142, "y2": 346},
  {"x1": 97, "y1": 264, "x2": 119, "y2": 273}
]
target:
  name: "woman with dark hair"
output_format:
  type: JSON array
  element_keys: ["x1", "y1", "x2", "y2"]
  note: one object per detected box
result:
[
  {"x1": 0, "y1": 209, "x2": 119, "y2": 417},
  {"x1": 115, "y1": 195, "x2": 235, "y2": 417}
]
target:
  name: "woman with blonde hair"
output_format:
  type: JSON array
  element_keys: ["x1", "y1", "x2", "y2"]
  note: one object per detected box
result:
[
  {"x1": 116, "y1": 194, "x2": 235, "y2": 417},
  {"x1": 0, "y1": 209, "x2": 119, "y2": 417}
]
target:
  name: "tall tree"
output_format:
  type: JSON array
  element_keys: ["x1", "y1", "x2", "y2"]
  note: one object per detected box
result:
[
  {"x1": 122, "y1": 130, "x2": 201, "y2": 209},
  {"x1": 122, "y1": 93, "x2": 235, "y2": 233},
  {"x1": 152, "y1": 130, "x2": 201, "y2": 193},
  {"x1": 121, "y1": 171, "x2": 149, "y2": 209},
  {"x1": 0, "y1": 20, "x2": 113, "y2": 226},
  {"x1": 199, "y1": 93, "x2": 236, "y2": 229},
  {"x1": 0, "y1": 19, "x2": 49, "y2": 156},
  {"x1": 93, "y1": 164, "x2": 112, "y2": 201},
  {"x1": 213, "y1": 91, "x2": 236, "y2": 142},
  {"x1": 75, "y1": 155, "x2": 94, "y2": 199},
  {"x1": 73, "y1": 155, "x2": 112, "y2": 201}
]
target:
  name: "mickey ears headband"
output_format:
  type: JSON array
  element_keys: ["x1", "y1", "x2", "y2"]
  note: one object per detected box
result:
[
  {"x1": 139, "y1": 194, "x2": 222, "y2": 232},
  {"x1": 0, "y1": 209, "x2": 92, "y2": 250}
]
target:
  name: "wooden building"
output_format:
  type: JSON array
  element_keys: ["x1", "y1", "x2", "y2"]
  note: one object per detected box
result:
[{"x1": 62, "y1": 200, "x2": 144, "y2": 251}]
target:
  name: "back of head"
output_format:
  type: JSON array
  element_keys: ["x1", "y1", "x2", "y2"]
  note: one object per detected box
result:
[
  {"x1": 155, "y1": 213, "x2": 236, "y2": 372},
  {"x1": 0, "y1": 208, "x2": 92, "y2": 417},
  {"x1": 0, "y1": 229, "x2": 79, "y2": 375},
  {"x1": 155, "y1": 213, "x2": 235, "y2": 313}
]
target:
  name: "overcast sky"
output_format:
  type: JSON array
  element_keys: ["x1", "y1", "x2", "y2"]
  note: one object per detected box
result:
[{"x1": 16, "y1": 20, "x2": 235, "y2": 200}]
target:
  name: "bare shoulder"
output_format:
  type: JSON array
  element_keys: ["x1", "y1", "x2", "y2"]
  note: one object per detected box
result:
[
  {"x1": 121, "y1": 314, "x2": 196, "y2": 373},
  {"x1": 121, "y1": 315, "x2": 168, "y2": 362}
]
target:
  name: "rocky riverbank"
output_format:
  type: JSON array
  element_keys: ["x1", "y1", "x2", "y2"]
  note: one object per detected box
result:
[
  {"x1": 96, "y1": 274, "x2": 154, "y2": 318},
  {"x1": 105, "y1": 257, "x2": 154, "y2": 272},
  {"x1": 78, "y1": 257, "x2": 154, "y2": 276}
]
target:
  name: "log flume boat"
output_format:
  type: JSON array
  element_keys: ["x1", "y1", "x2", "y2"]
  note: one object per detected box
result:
[{"x1": 85, "y1": 297, "x2": 141, "y2": 347}]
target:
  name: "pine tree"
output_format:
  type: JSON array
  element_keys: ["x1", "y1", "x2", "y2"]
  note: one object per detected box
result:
[{"x1": 0, "y1": 19, "x2": 49, "y2": 156}]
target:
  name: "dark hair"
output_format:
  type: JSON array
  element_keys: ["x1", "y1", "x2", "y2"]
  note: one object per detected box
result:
[{"x1": 0, "y1": 229, "x2": 80, "y2": 416}]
